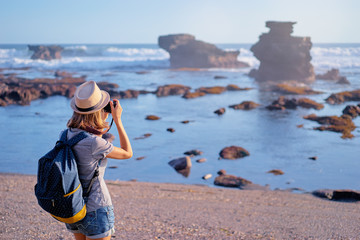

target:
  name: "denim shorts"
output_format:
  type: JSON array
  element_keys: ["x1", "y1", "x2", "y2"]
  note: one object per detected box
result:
[{"x1": 66, "y1": 206, "x2": 115, "y2": 239}]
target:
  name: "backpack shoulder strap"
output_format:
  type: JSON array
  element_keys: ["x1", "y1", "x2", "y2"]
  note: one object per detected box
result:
[
  {"x1": 60, "y1": 129, "x2": 68, "y2": 142},
  {"x1": 67, "y1": 131, "x2": 89, "y2": 147}
]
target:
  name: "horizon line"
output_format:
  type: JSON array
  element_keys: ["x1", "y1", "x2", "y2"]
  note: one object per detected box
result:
[{"x1": 1, "y1": 42, "x2": 360, "y2": 45}]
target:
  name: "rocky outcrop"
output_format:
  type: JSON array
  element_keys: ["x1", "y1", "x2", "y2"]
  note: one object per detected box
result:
[
  {"x1": 303, "y1": 114, "x2": 356, "y2": 139},
  {"x1": 156, "y1": 84, "x2": 190, "y2": 97},
  {"x1": 214, "y1": 174, "x2": 268, "y2": 190},
  {"x1": 267, "y1": 169, "x2": 284, "y2": 176},
  {"x1": 168, "y1": 156, "x2": 192, "y2": 177},
  {"x1": 0, "y1": 75, "x2": 85, "y2": 106},
  {"x1": 229, "y1": 101, "x2": 260, "y2": 110},
  {"x1": 342, "y1": 105, "x2": 360, "y2": 119},
  {"x1": 325, "y1": 90, "x2": 360, "y2": 104},
  {"x1": 214, "y1": 174, "x2": 252, "y2": 188},
  {"x1": 250, "y1": 21, "x2": 315, "y2": 84},
  {"x1": 273, "y1": 83, "x2": 322, "y2": 95},
  {"x1": 316, "y1": 68, "x2": 350, "y2": 84},
  {"x1": 184, "y1": 149, "x2": 203, "y2": 156},
  {"x1": 145, "y1": 115, "x2": 161, "y2": 120},
  {"x1": 214, "y1": 108, "x2": 226, "y2": 115},
  {"x1": 28, "y1": 45, "x2": 64, "y2": 60},
  {"x1": 313, "y1": 189, "x2": 360, "y2": 201},
  {"x1": 182, "y1": 84, "x2": 252, "y2": 99},
  {"x1": 266, "y1": 96, "x2": 324, "y2": 110},
  {"x1": 158, "y1": 34, "x2": 249, "y2": 68},
  {"x1": 197, "y1": 86, "x2": 227, "y2": 94},
  {"x1": 219, "y1": 146, "x2": 250, "y2": 159}
]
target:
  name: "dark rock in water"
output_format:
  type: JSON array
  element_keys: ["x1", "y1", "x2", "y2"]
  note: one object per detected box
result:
[
  {"x1": 214, "y1": 75, "x2": 227, "y2": 79},
  {"x1": 182, "y1": 91, "x2": 206, "y2": 99},
  {"x1": 181, "y1": 120, "x2": 191, "y2": 124},
  {"x1": 316, "y1": 68, "x2": 341, "y2": 80},
  {"x1": 297, "y1": 98, "x2": 324, "y2": 110},
  {"x1": 134, "y1": 133, "x2": 152, "y2": 140},
  {"x1": 97, "y1": 82, "x2": 119, "y2": 91},
  {"x1": 168, "y1": 156, "x2": 192, "y2": 177},
  {"x1": 28, "y1": 45, "x2": 63, "y2": 60},
  {"x1": 273, "y1": 83, "x2": 322, "y2": 95},
  {"x1": 202, "y1": 174, "x2": 212, "y2": 180},
  {"x1": 309, "y1": 156, "x2": 318, "y2": 161},
  {"x1": 337, "y1": 76, "x2": 350, "y2": 85},
  {"x1": 0, "y1": 75, "x2": 86, "y2": 106},
  {"x1": 197, "y1": 86, "x2": 226, "y2": 94},
  {"x1": 196, "y1": 158, "x2": 206, "y2": 163},
  {"x1": 145, "y1": 115, "x2": 161, "y2": 120},
  {"x1": 316, "y1": 69, "x2": 350, "y2": 84},
  {"x1": 266, "y1": 96, "x2": 323, "y2": 110},
  {"x1": 342, "y1": 105, "x2": 360, "y2": 119},
  {"x1": 214, "y1": 174, "x2": 252, "y2": 188},
  {"x1": 155, "y1": 84, "x2": 190, "y2": 97},
  {"x1": 217, "y1": 169, "x2": 227, "y2": 176},
  {"x1": 136, "y1": 156, "x2": 145, "y2": 160},
  {"x1": 55, "y1": 70, "x2": 73, "y2": 78},
  {"x1": 267, "y1": 169, "x2": 284, "y2": 176},
  {"x1": 214, "y1": 108, "x2": 225, "y2": 115},
  {"x1": 135, "y1": 71, "x2": 151, "y2": 75},
  {"x1": 158, "y1": 34, "x2": 249, "y2": 69},
  {"x1": 266, "y1": 96, "x2": 297, "y2": 110},
  {"x1": 229, "y1": 101, "x2": 260, "y2": 110},
  {"x1": 325, "y1": 90, "x2": 360, "y2": 104},
  {"x1": 304, "y1": 114, "x2": 356, "y2": 139},
  {"x1": 167, "y1": 128, "x2": 175, "y2": 133},
  {"x1": 226, "y1": 84, "x2": 253, "y2": 91},
  {"x1": 332, "y1": 190, "x2": 360, "y2": 201},
  {"x1": 312, "y1": 189, "x2": 333, "y2": 199},
  {"x1": 250, "y1": 21, "x2": 315, "y2": 84},
  {"x1": 313, "y1": 189, "x2": 360, "y2": 201},
  {"x1": 219, "y1": 146, "x2": 249, "y2": 159},
  {"x1": 184, "y1": 149, "x2": 203, "y2": 156}
]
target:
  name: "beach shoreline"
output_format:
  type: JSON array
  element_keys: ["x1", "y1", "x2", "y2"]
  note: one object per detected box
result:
[{"x1": 1, "y1": 173, "x2": 359, "y2": 239}]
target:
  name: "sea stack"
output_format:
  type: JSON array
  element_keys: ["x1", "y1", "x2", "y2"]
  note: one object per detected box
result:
[
  {"x1": 250, "y1": 21, "x2": 315, "y2": 84},
  {"x1": 28, "y1": 45, "x2": 64, "y2": 60},
  {"x1": 158, "y1": 34, "x2": 249, "y2": 69}
]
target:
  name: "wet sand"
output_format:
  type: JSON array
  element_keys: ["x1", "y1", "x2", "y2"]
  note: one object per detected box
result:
[{"x1": 0, "y1": 173, "x2": 359, "y2": 239}]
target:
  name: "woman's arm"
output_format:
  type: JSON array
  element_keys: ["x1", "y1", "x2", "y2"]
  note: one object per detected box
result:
[{"x1": 106, "y1": 99, "x2": 133, "y2": 159}]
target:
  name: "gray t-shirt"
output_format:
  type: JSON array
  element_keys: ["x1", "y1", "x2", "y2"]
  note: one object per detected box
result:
[{"x1": 62, "y1": 128, "x2": 114, "y2": 212}]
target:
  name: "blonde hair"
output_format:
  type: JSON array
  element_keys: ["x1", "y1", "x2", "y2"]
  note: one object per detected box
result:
[{"x1": 67, "y1": 110, "x2": 109, "y2": 130}]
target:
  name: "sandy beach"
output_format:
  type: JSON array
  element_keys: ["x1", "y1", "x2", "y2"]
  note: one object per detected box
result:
[{"x1": 0, "y1": 173, "x2": 359, "y2": 240}]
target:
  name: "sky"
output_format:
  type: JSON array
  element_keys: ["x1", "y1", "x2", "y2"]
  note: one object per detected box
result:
[{"x1": 0, "y1": 0, "x2": 359, "y2": 44}]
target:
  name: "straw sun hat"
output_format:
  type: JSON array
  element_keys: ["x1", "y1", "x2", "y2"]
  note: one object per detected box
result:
[{"x1": 70, "y1": 81, "x2": 110, "y2": 114}]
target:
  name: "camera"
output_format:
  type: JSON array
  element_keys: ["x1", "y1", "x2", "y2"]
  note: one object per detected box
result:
[{"x1": 103, "y1": 100, "x2": 116, "y2": 113}]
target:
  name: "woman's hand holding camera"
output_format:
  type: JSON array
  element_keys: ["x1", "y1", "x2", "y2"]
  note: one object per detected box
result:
[{"x1": 110, "y1": 99, "x2": 122, "y2": 123}]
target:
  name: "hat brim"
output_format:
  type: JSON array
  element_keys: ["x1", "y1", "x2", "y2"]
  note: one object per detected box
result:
[{"x1": 70, "y1": 90, "x2": 110, "y2": 114}]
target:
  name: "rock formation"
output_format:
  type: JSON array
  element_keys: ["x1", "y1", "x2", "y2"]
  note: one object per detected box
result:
[
  {"x1": 303, "y1": 114, "x2": 356, "y2": 139},
  {"x1": 28, "y1": 45, "x2": 64, "y2": 60},
  {"x1": 325, "y1": 89, "x2": 360, "y2": 104},
  {"x1": 219, "y1": 146, "x2": 250, "y2": 159},
  {"x1": 250, "y1": 21, "x2": 315, "y2": 84},
  {"x1": 266, "y1": 96, "x2": 324, "y2": 110},
  {"x1": 316, "y1": 68, "x2": 350, "y2": 84},
  {"x1": 158, "y1": 34, "x2": 249, "y2": 68},
  {"x1": 0, "y1": 75, "x2": 85, "y2": 106}
]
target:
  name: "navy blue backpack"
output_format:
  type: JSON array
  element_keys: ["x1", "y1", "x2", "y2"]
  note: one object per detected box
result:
[{"x1": 35, "y1": 129, "x2": 98, "y2": 224}]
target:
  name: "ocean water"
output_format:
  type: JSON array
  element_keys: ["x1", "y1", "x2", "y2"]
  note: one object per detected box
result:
[{"x1": 0, "y1": 43, "x2": 359, "y2": 192}]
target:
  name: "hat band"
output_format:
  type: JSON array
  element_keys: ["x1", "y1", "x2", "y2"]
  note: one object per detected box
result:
[{"x1": 75, "y1": 99, "x2": 104, "y2": 113}]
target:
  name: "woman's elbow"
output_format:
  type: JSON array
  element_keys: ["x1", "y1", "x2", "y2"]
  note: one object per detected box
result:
[{"x1": 124, "y1": 151, "x2": 133, "y2": 159}]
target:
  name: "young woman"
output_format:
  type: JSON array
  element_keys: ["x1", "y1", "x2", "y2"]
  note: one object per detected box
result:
[{"x1": 65, "y1": 81, "x2": 133, "y2": 240}]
